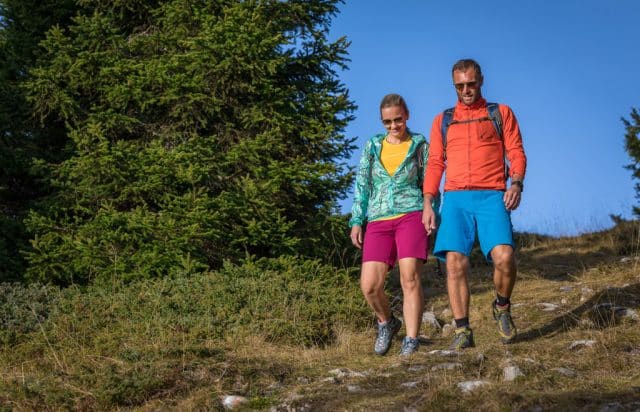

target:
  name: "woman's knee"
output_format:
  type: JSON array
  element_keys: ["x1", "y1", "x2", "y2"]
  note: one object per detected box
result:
[
  {"x1": 399, "y1": 271, "x2": 420, "y2": 290},
  {"x1": 360, "y1": 280, "x2": 383, "y2": 297},
  {"x1": 360, "y1": 263, "x2": 386, "y2": 296}
]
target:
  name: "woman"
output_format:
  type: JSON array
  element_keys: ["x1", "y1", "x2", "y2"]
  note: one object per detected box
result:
[{"x1": 350, "y1": 93, "x2": 435, "y2": 356}]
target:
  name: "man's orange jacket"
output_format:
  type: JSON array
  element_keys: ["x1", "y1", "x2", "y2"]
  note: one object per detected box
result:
[{"x1": 423, "y1": 98, "x2": 527, "y2": 196}]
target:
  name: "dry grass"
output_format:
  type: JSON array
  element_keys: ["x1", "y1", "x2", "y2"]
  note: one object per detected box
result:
[{"x1": 1, "y1": 221, "x2": 639, "y2": 411}]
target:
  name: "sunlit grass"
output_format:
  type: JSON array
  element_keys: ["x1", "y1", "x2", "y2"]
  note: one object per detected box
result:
[{"x1": 0, "y1": 220, "x2": 639, "y2": 410}]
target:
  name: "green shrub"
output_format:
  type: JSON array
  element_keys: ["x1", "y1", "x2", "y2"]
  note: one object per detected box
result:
[
  {"x1": 0, "y1": 282, "x2": 60, "y2": 344},
  {"x1": 23, "y1": 0, "x2": 356, "y2": 284},
  {"x1": 608, "y1": 219, "x2": 640, "y2": 256},
  {"x1": 33, "y1": 256, "x2": 368, "y2": 354},
  {"x1": 210, "y1": 255, "x2": 369, "y2": 346}
]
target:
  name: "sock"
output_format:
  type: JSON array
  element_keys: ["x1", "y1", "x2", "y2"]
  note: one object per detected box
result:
[
  {"x1": 454, "y1": 317, "x2": 469, "y2": 329},
  {"x1": 378, "y1": 315, "x2": 393, "y2": 325},
  {"x1": 496, "y1": 294, "x2": 511, "y2": 307}
]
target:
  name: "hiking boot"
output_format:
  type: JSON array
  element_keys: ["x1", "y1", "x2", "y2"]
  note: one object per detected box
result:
[
  {"x1": 448, "y1": 327, "x2": 475, "y2": 351},
  {"x1": 492, "y1": 301, "x2": 517, "y2": 344},
  {"x1": 399, "y1": 336, "x2": 420, "y2": 356},
  {"x1": 374, "y1": 316, "x2": 401, "y2": 355}
]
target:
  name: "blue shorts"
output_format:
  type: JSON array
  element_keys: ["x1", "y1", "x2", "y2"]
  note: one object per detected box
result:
[{"x1": 434, "y1": 190, "x2": 514, "y2": 262}]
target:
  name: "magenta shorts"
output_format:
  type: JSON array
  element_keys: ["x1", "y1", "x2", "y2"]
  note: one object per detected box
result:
[{"x1": 362, "y1": 211, "x2": 428, "y2": 267}]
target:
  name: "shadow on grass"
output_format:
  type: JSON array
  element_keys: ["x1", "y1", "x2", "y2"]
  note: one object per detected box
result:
[
  {"x1": 515, "y1": 283, "x2": 640, "y2": 343},
  {"x1": 515, "y1": 388, "x2": 640, "y2": 411},
  {"x1": 514, "y1": 220, "x2": 640, "y2": 282},
  {"x1": 516, "y1": 247, "x2": 624, "y2": 282}
]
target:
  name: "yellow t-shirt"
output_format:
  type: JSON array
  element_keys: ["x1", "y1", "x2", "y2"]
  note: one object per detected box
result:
[
  {"x1": 374, "y1": 138, "x2": 411, "y2": 221},
  {"x1": 381, "y1": 138, "x2": 411, "y2": 176}
]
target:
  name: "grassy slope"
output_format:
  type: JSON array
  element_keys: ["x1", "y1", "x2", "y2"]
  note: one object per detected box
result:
[{"x1": 1, "y1": 221, "x2": 639, "y2": 411}]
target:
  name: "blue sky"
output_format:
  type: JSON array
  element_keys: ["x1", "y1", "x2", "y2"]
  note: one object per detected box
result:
[{"x1": 329, "y1": 0, "x2": 640, "y2": 236}]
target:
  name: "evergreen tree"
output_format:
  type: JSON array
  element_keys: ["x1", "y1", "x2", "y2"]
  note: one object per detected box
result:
[
  {"x1": 23, "y1": 0, "x2": 356, "y2": 284},
  {"x1": 623, "y1": 108, "x2": 640, "y2": 216},
  {"x1": 0, "y1": 0, "x2": 77, "y2": 280}
]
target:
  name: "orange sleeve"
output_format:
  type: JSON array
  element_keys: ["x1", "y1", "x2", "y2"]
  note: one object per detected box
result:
[
  {"x1": 500, "y1": 105, "x2": 527, "y2": 179},
  {"x1": 423, "y1": 113, "x2": 446, "y2": 196}
]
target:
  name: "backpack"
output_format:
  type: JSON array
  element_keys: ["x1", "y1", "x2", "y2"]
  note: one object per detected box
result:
[{"x1": 440, "y1": 102, "x2": 509, "y2": 178}]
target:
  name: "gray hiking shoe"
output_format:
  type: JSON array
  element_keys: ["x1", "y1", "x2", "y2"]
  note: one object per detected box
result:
[
  {"x1": 374, "y1": 316, "x2": 401, "y2": 355},
  {"x1": 448, "y1": 327, "x2": 475, "y2": 351},
  {"x1": 399, "y1": 336, "x2": 420, "y2": 356},
  {"x1": 492, "y1": 301, "x2": 517, "y2": 344}
]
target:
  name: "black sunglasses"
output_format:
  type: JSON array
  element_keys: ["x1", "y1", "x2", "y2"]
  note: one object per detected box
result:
[
  {"x1": 382, "y1": 117, "x2": 405, "y2": 126},
  {"x1": 454, "y1": 81, "x2": 478, "y2": 91}
]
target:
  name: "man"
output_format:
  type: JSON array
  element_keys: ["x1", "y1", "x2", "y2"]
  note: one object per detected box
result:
[{"x1": 422, "y1": 59, "x2": 527, "y2": 350}]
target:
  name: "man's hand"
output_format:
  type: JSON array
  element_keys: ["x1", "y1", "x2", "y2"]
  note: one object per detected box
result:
[
  {"x1": 350, "y1": 225, "x2": 363, "y2": 249},
  {"x1": 504, "y1": 185, "x2": 522, "y2": 210},
  {"x1": 422, "y1": 203, "x2": 437, "y2": 235}
]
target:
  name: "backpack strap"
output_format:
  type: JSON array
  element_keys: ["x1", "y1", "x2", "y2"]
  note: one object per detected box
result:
[
  {"x1": 486, "y1": 102, "x2": 503, "y2": 139},
  {"x1": 441, "y1": 103, "x2": 503, "y2": 146},
  {"x1": 441, "y1": 107, "x2": 455, "y2": 150},
  {"x1": 486, "y1": 102, "x2": 509, "y2": 179},
  {"x1": 440, "y1": 102, "x2": 509, "y2": 178}
]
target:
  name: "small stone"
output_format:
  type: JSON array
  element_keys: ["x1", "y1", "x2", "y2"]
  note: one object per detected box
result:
[
  {"x1": 428, "y1": 349, "x2": 460, "y2": 357},
  {"x1": 561, "y1": 298, "x2": 568, "y2": 305},
  {"x1": 297, "y1": 377, "x2": 310, "y2": 384},
  {"x1": 431, "y1": 362, "x2": 462, "y2": 371},
  {"x1": 503, "y1": 365, "x2": 524, "y2": 381},
  {"x1": 321, "y1": 377, "x2": 339, "y2": 384},
  {"x1": 422, "y1": 311, "x2": 442, "y2": 329},
  {"x1": 620, "y1": 257, "x2": 632, "y2": 263},
  {"x1": 599, "y1": 402, "x2": 624, "y2": 412},
  {"x1": 582, "y1": 286, "x2": 594, "y2": 295},
  {"x1": 569, "y1": 339, "x2": 596, "y2": 350},
  {"x1": 328, "y1": 368, "x2": 346, "y2": 378},
  {"x1": 559, "y1": 286, "x2": 574, "y2": 292},
  {"x1": 407, "y1": 365, "x2": 426, "y2": 372},
  {"x1": 539, "y1": 302, "x2": 559, "y2": 311},
  {"x1": 552, "y1": 367, "x2": 577, "y2": 377},
  {"x1": 284, "y1": 393, "x2": 304, "y2": 402},
  {"x1": 442, "y1": 324, "x2": 455, "y2": 337},
  {"x1": 457, "y1": 380, "x2": 490, "y2": 394},
  {"x1": 401, "y1": 381, "x2": 420, "y2": 388},
  {"x1": 620, "y1": 308, "x2": 639, "y2": 321},
  {"x1": 347, "y1": 385, "x2": 362, "y2": 393},
  {"x1": 222, "y1": 395, "x2": 249, "y2": 410},
  {"x1": 441, "y1": 308, "x2": 453, "y2": 318},
  {"x1": 476, "y1": 353, "x2": 487, "y2": 363}
]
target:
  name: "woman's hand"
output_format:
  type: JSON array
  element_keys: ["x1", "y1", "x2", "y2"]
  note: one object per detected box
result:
[{"x1": 350, "y1": 225, "x2": 363, "y2": 249}]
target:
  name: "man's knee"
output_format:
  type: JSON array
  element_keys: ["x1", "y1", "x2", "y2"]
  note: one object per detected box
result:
[
  {"x1": 492, "y1": 245, "x2": 515, "y2": 271},
  {"x1": 446, "y1": 252, "x2": 469, "y2": 280}
]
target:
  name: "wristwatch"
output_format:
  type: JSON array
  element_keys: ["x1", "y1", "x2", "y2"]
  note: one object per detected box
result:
[{"x1": 511, "y1": 180, "x2": 524, "y2": 192}]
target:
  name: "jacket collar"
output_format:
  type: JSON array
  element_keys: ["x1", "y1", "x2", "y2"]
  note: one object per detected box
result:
[{"x1": 455, "y1": 97, "x2": 487, "y2": 111}]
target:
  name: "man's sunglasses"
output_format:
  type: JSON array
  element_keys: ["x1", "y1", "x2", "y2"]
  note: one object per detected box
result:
[{"x1": 454, "y1": 81, "x2": 478, "y2": 91}]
